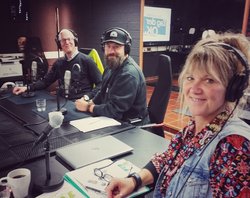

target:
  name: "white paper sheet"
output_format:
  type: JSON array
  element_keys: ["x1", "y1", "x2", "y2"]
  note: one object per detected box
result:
[{"x1": 69, "y1": 116, "x2": 121, "y2": 132}]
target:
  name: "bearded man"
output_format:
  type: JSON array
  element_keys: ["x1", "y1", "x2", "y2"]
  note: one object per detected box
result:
[{"x1": 75, "y1": 27, "x2": 149, "y2": 125}]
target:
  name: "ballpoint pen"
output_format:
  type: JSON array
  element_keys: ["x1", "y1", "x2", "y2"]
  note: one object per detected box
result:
[
  {"x1": 75, "y1": 178, "x2": 107, "y2": 195},
  {"x1": 85, "y1": 185, "x2": 106, "y2": 194}
]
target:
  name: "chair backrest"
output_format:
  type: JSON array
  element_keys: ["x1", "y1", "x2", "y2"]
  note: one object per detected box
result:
[
  {"x1": 147, "y1": 54, "x2": 172, "y2": 136},
  {"x1": 79, "y1": 48, "x2": 104, "y2": 74},
  {"x1": 23, "y1": 36, "x2": 48, "y2": 82}
]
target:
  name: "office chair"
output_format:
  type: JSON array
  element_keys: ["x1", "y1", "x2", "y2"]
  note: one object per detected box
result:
[
  {"x1": 22, "y1": 37, "x2": 48, "y2": 82},
  {"x1": 141, "y1": 54, "x2": 172, "y2": 137},
  {"x1": 79, "y1": 48, "x2": 104, "y2": 74}
]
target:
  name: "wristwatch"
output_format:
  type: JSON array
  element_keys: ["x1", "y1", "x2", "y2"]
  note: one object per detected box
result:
[
  {"x1": 127, "y1": 173, "x2": 142, "y2": 192},
  {"x1": 83, "y1": 95, "x2": 90, "y2": 102}
]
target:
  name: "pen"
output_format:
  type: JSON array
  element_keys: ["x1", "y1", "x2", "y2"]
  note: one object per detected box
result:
[
  {"x1": 85, "y1": 185, "x2": 106, "y2": 194},
  {"x1": 75, "y1": 177, "x2": 107, "y2": 195}
]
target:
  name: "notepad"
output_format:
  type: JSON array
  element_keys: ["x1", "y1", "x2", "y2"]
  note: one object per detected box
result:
[
  {"x1": 64, "y1": 159, "x2": 150, "y2": 198},
  {"x1": 69, "y1": 116, "x2": 121, "y2": 132},
  {"x1": 56, "y1": 135, "x2": 133, "y2": 169}
]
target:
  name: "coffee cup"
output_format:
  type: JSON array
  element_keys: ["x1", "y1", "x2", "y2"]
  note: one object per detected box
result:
[{"x1": 0, "y1": 168, "x2": 31, "y2": 198}]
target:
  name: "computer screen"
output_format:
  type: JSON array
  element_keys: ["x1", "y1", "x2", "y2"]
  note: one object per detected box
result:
[
  {"x1": 143, "y1": 6, "x2": 171, "y2": 46},
  {"x1": 0, "y1": 54, "x2": 23, "y2": 80}
]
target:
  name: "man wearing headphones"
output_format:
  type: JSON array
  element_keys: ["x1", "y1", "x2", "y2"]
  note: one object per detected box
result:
[
  {"x1": 75, "y1": 27, "x2": 149, "y2": 124},
  {"x1": 13, "y1": 29, "x2": 102, "y2": 100}
]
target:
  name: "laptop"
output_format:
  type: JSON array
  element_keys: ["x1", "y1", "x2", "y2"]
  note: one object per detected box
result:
[{"x1": 56, "y1": 135, "x2": 133, "y2": 169}]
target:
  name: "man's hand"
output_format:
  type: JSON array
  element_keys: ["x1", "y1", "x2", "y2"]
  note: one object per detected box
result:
[
  {"x1": 75, "y1": 98, "x2": 89, "y2": 112},
  {"x1": 12, "y1": 86, "x2": 27, "y2": 95}
]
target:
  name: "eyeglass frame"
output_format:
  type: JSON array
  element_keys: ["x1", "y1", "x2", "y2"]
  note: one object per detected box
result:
[
  {"x1": 94, "y1": 161, "x2": 114, "y2": 183},
  {"x1": 59, "y1": 37, "x2": 75, "y2": 43},
  {"x1": 93, "y1": 161, "x2": 134, "y2": 183}
]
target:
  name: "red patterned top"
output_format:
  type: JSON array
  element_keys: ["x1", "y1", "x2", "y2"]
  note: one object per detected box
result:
[{"x1": 151, "y1": 112, "x2": 250, "y2": 197}]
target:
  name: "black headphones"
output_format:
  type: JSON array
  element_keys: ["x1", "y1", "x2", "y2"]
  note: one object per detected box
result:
[
  {"x1": 55, "y1": 29, "x2": 78, "y2": 49},
  {"x1": 101, "y1": 27, "x2": 132, "y2": 54},
  {"x1": 204, "y1": 42, "x2": 249, "y2": 102}
]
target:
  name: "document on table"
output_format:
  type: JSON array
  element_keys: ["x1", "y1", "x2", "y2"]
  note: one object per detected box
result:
[
  {"x1": 69, "y1": 116, "x2": 121, "y2": 132},
  {"x1": 64, "y1": 159, "x2": 150, "y2": 198},
  {"x1": 35, "y1": 181, "x2": 84, "y2": 198},
  {"x1": 36, "y1": 159, "x2": 150, "y2": 198}
]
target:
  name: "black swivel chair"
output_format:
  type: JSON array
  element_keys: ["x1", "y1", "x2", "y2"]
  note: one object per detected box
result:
[
  {"x1": 142, "y1": 54, "x2": 173, "y2": 137},
  {"x1": 22, "y1": 37, "x2": 48, "y2": 82},
  {"x1": 78, "y1": 47, "x2": 92, "y2": 55}
]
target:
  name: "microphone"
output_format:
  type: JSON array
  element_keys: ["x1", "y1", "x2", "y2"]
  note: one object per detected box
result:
[
  {"x1": 32, "y1": 111, "x2": 64, "y2": 193},
  {"x1": 21, "y1": 61, "x2": 37, "y2": 98},
  {"x1": 21, "y1": 83, "x2": 35, "y2": 98},
  {"x1": 71, "y1": 64, "x2": 82, "y2": 96},
  {"x1": 33, "y1": 111, "x2": 64, "y2": 147},
  {"x1": 31, "y1": 61, "x2": 38, "y2": 82},
  {"x1": 64, "y1": 70, "x2": 71, "y2": 98}
]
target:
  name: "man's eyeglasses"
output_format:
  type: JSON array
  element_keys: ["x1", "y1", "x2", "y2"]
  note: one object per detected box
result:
[{"x1": 60, "y1": 38, "x2": 74, "y2": 43}]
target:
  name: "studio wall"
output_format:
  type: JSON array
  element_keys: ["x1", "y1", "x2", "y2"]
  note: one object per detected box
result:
[
  {"x1": 0, "y1": 0, "x2": 244, "y2": 73},
  {"x1": 0, "y1": 0, "x2": 141, "y2": 64}
]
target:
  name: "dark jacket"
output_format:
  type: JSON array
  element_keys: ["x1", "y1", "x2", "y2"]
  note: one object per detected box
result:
[{"x1": 93, "y1": 56, "x2": 149, "y2": 124}]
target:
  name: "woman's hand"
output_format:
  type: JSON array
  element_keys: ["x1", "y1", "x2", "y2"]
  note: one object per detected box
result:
[{"x1": 105, "y1": 177, "x2": 135, "y2": 198}]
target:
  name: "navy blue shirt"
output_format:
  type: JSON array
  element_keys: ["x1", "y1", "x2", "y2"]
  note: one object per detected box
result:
[{"x1": 31, "y1": 52, "x2": 102, "y2": 99}]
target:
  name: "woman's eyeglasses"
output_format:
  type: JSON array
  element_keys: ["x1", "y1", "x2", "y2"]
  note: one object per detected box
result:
[
  {"x1": 94, "y1": 161, "x2": 114, "y2": 183},
  {"x1": 94, "y1": 168, "x2": 113, "y2": 183},
  {"x1": 94, "y1": 161, "x2": 133, "y2": 183}
]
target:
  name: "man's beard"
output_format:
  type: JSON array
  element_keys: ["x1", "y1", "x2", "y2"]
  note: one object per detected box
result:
[{"x1": 104, "y1": 54, "x2": 125, "y2": 70}]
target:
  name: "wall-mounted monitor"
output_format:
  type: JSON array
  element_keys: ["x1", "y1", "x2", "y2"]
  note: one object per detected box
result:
[{"x1": 143, "y1": 6, "x2": 171, "y2": 46}]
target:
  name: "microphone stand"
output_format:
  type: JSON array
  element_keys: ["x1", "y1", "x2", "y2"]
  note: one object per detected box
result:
[
  {"x1": 22, "y1": 71, "x2": 35, "y2": 98},
  {"x1": 22, "y1": 84, "x2": 35, "y2": 98},
  {"x1": 33, "y1": 136, "x2": 64, "y2": 193},
  {"x1": 55, "y1": 87, "x2": 67, "y2": 115}
]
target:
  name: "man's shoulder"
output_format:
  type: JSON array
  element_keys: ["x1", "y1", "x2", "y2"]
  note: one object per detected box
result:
[
  {"x1": 53, "y1": 56, "x2": 66, "y2": 66},
  {"x1": 77, "y1": 51, "x2": 92, "y2": 60},
  {"x1": 122, "y1": 57, "x2": 144, "y2": 77}
]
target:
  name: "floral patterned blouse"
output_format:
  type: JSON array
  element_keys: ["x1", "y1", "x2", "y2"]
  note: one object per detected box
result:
[{"x1": 149, "y1": 112, "x2": 250, "y2": 197}]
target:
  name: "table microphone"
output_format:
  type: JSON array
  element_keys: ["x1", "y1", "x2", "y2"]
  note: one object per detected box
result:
[
  {"x1": 22, "y1": 61, "x2": 37, "y2": 98},
  {"x1": 31, "y1": 61, "x2": 38, "y2": 82},
  {"x1": 64, "y1": 70, "x2": 71, "y2": 98},
  {"x1": 53, "y1": 70, "x2": 71, "y2": 115},
  {"x1": 33, "y1": 111, "x2": 64, "y2": 193},
  {"x1": 32, "y1": 111, "x2": 64, "y2": 147},
  {"x1": 21, "y1": 84, "x2": 35, "y2": 97}
]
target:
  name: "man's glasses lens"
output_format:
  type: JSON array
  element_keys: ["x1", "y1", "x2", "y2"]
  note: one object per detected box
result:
[{"x1": 60, "y1": 38, "x2": 74, "y2": 43}]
